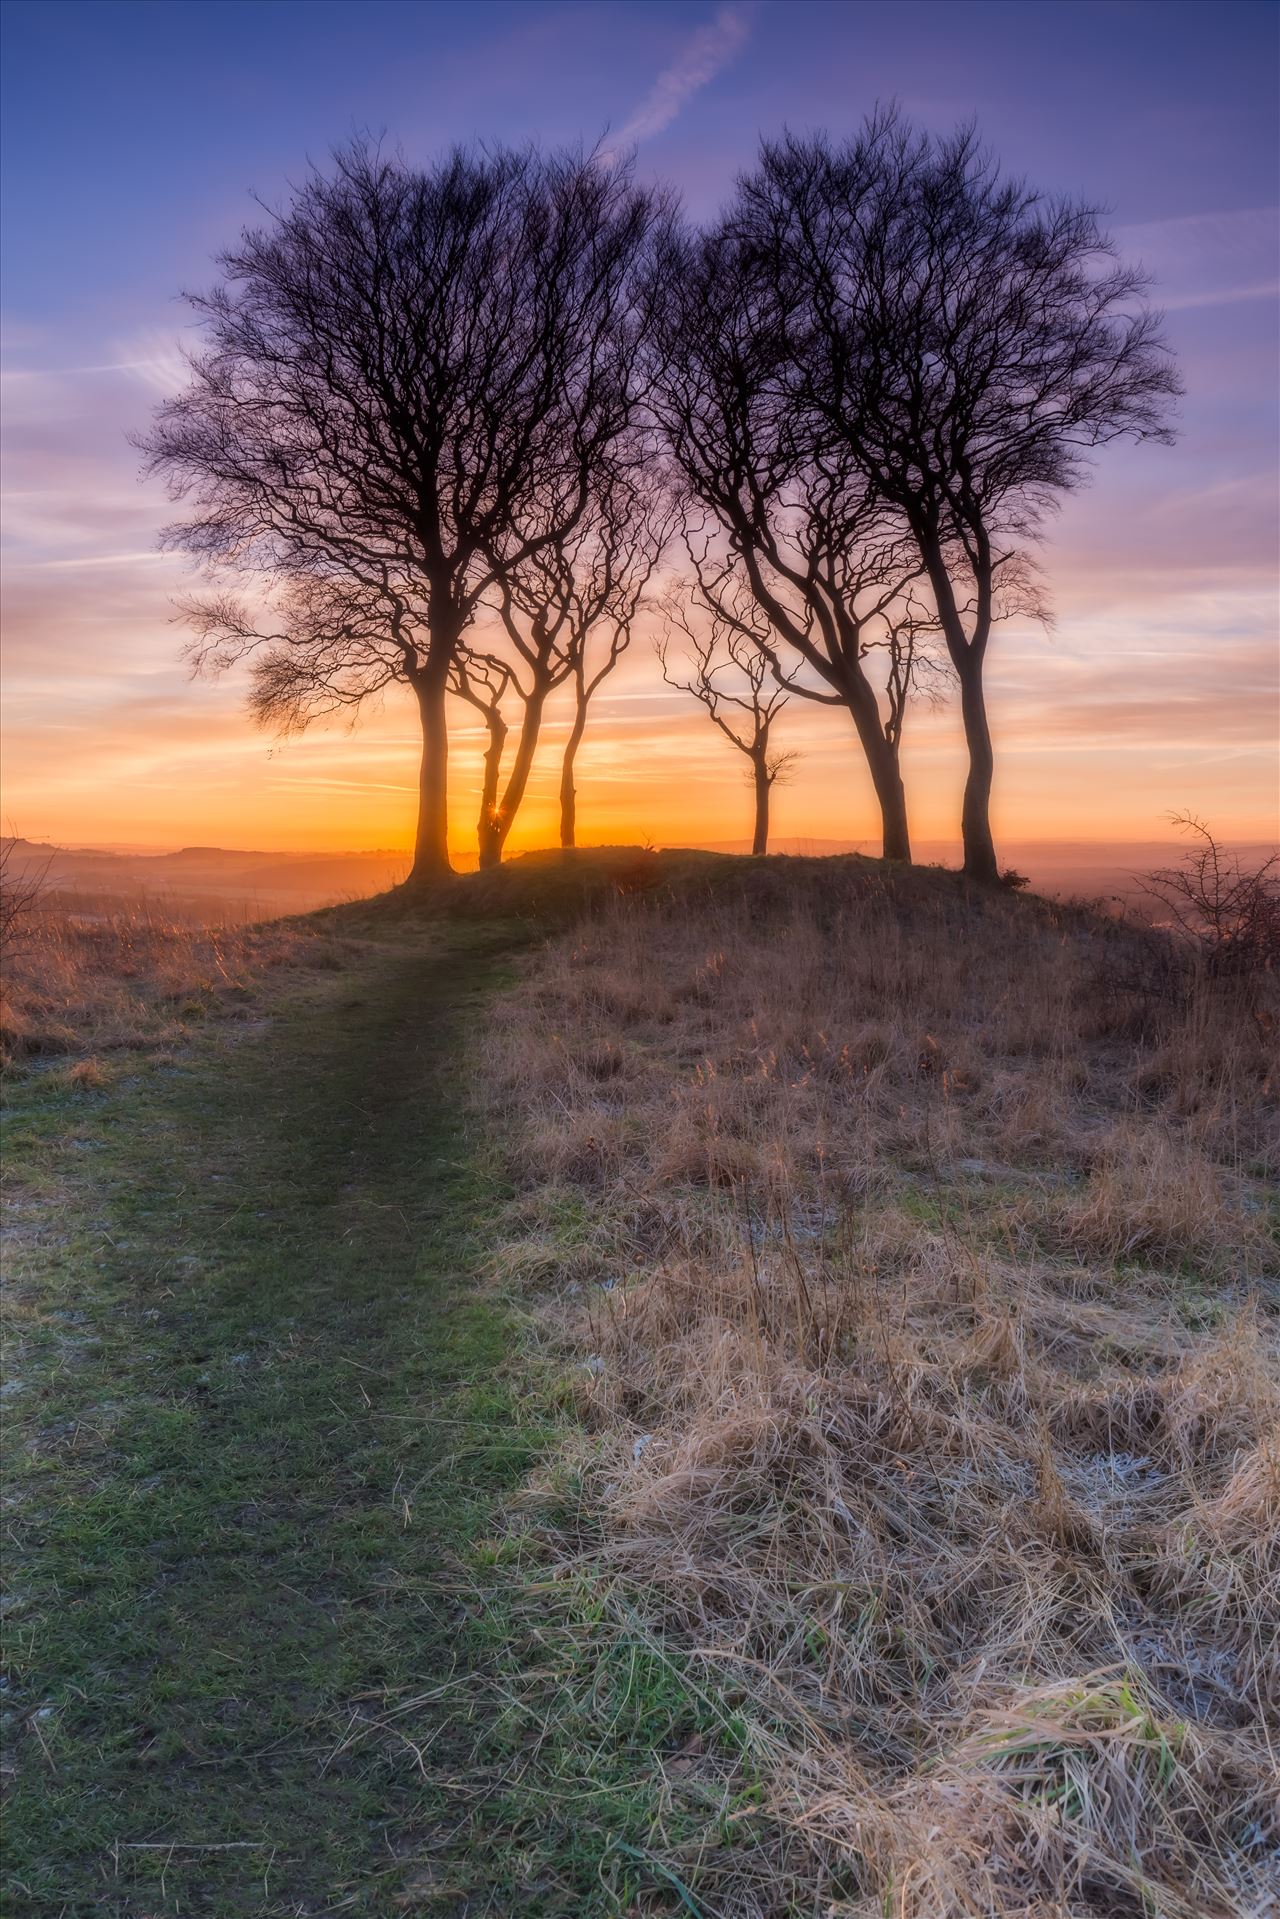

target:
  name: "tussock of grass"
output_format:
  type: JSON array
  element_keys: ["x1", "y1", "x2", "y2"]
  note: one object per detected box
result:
[{"x1": 477, "y1": 871, "x2": 1278, "y2": 1914}]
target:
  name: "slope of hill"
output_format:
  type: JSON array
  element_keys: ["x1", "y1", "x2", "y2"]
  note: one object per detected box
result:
[
  {"x1": 3, "y1": 854, "x2": 1276, "y2": 1915},
  {"x1": 686, "y1": 836, "x2": 1279, "y2": 905},
  {"x1": 466, "y1": 856, "x2": 1279, "y2": 1912}
]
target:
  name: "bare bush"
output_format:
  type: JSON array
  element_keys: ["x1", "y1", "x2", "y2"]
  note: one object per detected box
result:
[
  {"x1": 1143, "y1": 813, "x2": 1279, "y2": 979},
  {"x1": 0, "y1": 839, "x2": 53, "y2": 961}
]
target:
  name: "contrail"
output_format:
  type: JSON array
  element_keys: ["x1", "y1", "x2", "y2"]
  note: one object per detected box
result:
[{"x1": 607, "y1": 5, "x2": 753, "y2": 154}]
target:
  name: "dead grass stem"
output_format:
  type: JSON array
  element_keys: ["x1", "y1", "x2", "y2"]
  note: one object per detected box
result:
[
  {"x1": 1, "y1": 891, "x2": 354, "y2": 1069},
  {"x1": 482, "y1": 871, "x2": 1279, "y2": 1915}
]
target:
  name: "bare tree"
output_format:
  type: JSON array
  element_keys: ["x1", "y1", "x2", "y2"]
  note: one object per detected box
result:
[
  {"x1": 682, "y1": 526, "x2": 950, "y2": 849},
  {"x1": 553, "y1": 470, "x2": 670, "y2": 853},
  {"x1": 467, "y1": 595, "x2": 571, "y2": 870},
  {"x1": 659, "y1": 592, "x2": 796, "y2": 857},
  {"x1": 648, "y1": 222, "x2": 940, "y2": 862},
  {"x1": 558, "y1": 603, "x2": 631, "y2": 854},
  {"x1": 448, "y1": 647, "x2": 515, "y2": 860},
  {"x1": 734, "y1": 112, "x2": 1181, "y2": 882},
  {"x1": 140, "y1": 142, "x2": 661, "y2": 882},
  {"x1": 430, "y1": 460, "x2": 667, "y2": 867},
  {"x1": 1143, "y1": 814, "x2": 1279, "y2": 978}
]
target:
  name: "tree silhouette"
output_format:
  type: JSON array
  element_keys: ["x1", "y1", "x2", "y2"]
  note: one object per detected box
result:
[
  {"x1": 549, "y1": 467, "x2": 671, "y2": 853},
  {"x1": 660, "y1": 585, "x2": 796, "y2": 857},
  {"x1": 734, "y1": 112, "x2": 1180, "y2": 881},
  {"x1": 470, "y1": 461, "x2": 668, "y2": 867},
  {"x1": 141, "y1": 142, "x2": 660, "y2": 881},
  {"x1": 448, "y1": 647, "x2": 516, "y2": 862},
  {"x1": 649, "y1": 221, "x2": 938, "y2": 862}
]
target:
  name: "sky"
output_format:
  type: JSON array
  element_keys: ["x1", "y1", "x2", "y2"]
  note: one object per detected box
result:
[{"x1": 2, "y1": 0, "x2": 1277, "y2": 857}]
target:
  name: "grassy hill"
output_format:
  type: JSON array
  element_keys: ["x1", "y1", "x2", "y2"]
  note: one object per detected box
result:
[{"x1": 2, "y1": 855, "x2": 1276, "y2": 1915}]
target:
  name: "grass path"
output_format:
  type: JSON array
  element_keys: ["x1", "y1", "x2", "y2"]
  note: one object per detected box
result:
[{"x1": 2, "y1": 923, "x2": 541, "y2": 1917}]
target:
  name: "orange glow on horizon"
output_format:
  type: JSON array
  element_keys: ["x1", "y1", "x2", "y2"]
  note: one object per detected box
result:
[
  {"x1": 5, "y1": 629, "x2": 1276, "y2": 859},
  {"x1": 3, "y1": 346, "x2": 1276, "y2": 861},
  {"x1": 2, "y1": 5, "x2": 1276, "y2": 873}
]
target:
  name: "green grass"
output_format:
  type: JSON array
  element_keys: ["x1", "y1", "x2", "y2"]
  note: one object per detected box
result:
[
  {"x1": 442, "y1": 1569, "x2": 769, "y2": 1916},
  {"x1": 2, "y1": 905, "x2": 766, "y2": 1917},
  {"x1": 2, "y1": 921, "x2": 553, "y2": 1916}
]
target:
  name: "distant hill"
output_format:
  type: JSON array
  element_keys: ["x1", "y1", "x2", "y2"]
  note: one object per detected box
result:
[
  {"x1": 4, "y1": 833, "x2": 1273, "y2": 919},
  {"x1": 682, "y1": 836, "x2": 1279, "y2": 905},
  {"x1": 0, "y1": 839, "x2": 413, "y2": 917}
]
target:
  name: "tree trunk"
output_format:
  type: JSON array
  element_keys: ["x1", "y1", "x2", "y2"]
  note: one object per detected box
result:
[
  {"x1": 914, "y1": 530, "x2": 998, "y2": 883},
  {"x1": 475, "y1": 706, "x2": 509, "y2": 873},
  {"x1": 559, "y1": 687, "x2": 588, "y2": 851},
  {"x1": 751, "y1": 757, "x2": 770, "y2": 857},
  {"x1": 478, "y1": 685, "x2": 548, "y2": 870},
  {"x1": 839, "y1": 677, "x2": 912, "y2": 863},
  {"x1": 957, "y1": 656, "x2": 999, "y2": 884},
  {"x1": 410, "y1": 667, "x2": 453, "y2": 882},
  {"x1": 873, "y1": 755, "x2": 911, "y2": 864}
]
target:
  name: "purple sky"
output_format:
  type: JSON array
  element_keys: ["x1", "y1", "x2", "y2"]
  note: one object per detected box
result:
[{"x1": 2, "y1": 0, "x2": 1276, "y2": 852}]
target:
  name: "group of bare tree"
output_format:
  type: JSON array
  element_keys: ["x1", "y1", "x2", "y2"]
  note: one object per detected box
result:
[
  {"x1": 141, "y1": 112, "x2": 1179, "y2": 884},
  {"x1": 145, "y1": 146, "x2": 666, "y2": 881}
]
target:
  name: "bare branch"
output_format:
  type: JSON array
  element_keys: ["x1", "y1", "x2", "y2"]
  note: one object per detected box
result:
[
  {"x1": 138, "y1": 141, "x2": 665, "y2": 878},
  {"x1": 724, "y1": 110, "x2": 1179, "y2": 879},
  {"x1": 1142, "y1": 814, "x2": 1279, "y2": 979}
]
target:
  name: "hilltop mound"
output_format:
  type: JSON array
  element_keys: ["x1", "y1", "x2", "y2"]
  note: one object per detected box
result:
[{"x1": 336, "y1": 844, "x2": 1083, "y2": 936}]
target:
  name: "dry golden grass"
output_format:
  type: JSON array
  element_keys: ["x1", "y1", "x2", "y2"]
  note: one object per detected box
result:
[
  {"x1": 0, "y1": 890, "x2": 351, "y2": 1069},
  {"x1": 482, "y1": 869, "x2": 1279, "y2": 1917}
]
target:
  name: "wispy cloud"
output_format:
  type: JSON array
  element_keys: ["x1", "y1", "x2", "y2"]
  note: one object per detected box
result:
[
  {"x1": 1, "y1": 328, "x2": 192, "y2": 396},
  {"x1": 1114, "y1": 206, "x2": 1279, "y2": 311},
  {"x1": 609, "y1": 4, "x2": 752, "y2": 152},
  {"x1": 109, "y1": 328, "x2": 192, "y2": 396},
  {"x1": 268, "y1": 775, "x2": 417, "y2": 796},
  {"x1": 13, "y1": 551, "x2": 173, "y2": 572},
  {"x1": 1160, "y1": 280, "x2": 1279, "y2": 312}
]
